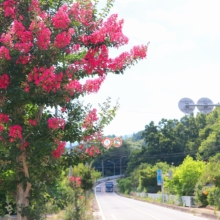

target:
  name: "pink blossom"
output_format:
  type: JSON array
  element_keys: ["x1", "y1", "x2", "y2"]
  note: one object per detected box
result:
[
  {"x1": 85, "y1": 146, "x2": 100, "y2": 157},
  {"x1": 28, "y1": 66, "x2": 63, "y2": 93},
  {"x1": 80, "y1": 45, "x2": 108, "y2": 75},
  {"x1": 83, "y1": 76, "x2": 105, "y2": 94},
  {"x1": 69, "y1": 2, "x2": 93, "y2": 27},
  {"x1": 29, "y1": 0, "x2": 40, "y2": 13},
  {"x1": 80, "y1": 14, "x2": 128, "y2": 46},
  {"x1": 130, "y1": 45, "x2": 147, "y2": 59},
  {"x1": 0, "y1": 46, "x2": 11, "y2": 60},
  {"x1": 0, "y1": 74, "x2": 10, "y2": 90},
  {"x1": 0, "y1": 113, "x2": 9, "y2": 123},
  {"x1": 0, "y1": 125, "x2": 4, "y2": 132},
  {"x1": 28, "y1": 119, "x2": 37, "y2": 126},
  {"x1": 52, "y1": 4, "x2": 71, "y2": 29},
  {"x1": 65, "y1": 79, "x2": 82, "y2": 96},
  {"x1": 48, "y1": 117, "x2": 65, "y2": 130},
  {"x1": 52, "y1": 141, "x2": 66, "y2": 159},
  {"x1": 69, "y1": 176, "x2": 81, "y2": 186},
  {"x1": 3, "y1": 0, "x2": 15, "y2": 18},
  {"x1": 54, "y1": 30, "x2": 74, "y2": 48},
  {"x1": 0, "y1": 33, "x2": 13, "y2": 47},
  {"x1": 61, "y1": 107, "x2": 66, "y2": 113},
  {"x1": 82, "y1": 131, "x2": 103, "y2": 142},
  {"x1": 16, "y1": 54, "x2": 31, "y2": 65},
  {"x1": 9, "y1": 125, "x2": 22, "y2": 140},
  {"x1": 11, "y1": 20, "x2": 33, "y2": 53},
  {"x1": 82, "y1": 109, "x2": 98, "y2": 129},
  {"x1": 29, "y1": 20, "x2": 51, "y2": 50}
]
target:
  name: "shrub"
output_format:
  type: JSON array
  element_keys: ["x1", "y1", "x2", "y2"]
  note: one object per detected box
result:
[{"x1": 207, "y1": 187, "x2": 220, "y2": 210}]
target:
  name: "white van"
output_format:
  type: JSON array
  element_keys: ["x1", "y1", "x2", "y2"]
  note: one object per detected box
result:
[{"x1": 96, "y1": 186, "x2": 101, "y2": 192}]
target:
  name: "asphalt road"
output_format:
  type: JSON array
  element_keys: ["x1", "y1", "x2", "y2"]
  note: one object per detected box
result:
[{"x1": 95, "y1": 181, "x2": 208, "y2": 220}]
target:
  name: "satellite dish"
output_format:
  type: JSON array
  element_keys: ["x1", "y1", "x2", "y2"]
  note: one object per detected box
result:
[
  {"x1": 178, "y1": 98, "x2": 195, "y2": 114},
  {"x1": 197, "y1": 97, "x2": 214, "y2": 114}
]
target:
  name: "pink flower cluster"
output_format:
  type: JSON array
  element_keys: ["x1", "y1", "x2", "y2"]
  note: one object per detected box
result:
[
  {"x1": 0, "y1": 113, "x2": 9, "y2": 123},
  {"x1": 83, "y1": 76, "x2": 105, "y2": 94},
  {"x1": 0, "y1": 0, "x2": 148, "y2": 95},
  {"x1": 71, "y1": 44, "x2": 147, "y2": 75},
  {"x1": 68, "y1": 2, "x2": 93, "y2": 27},
  {"x1": 0, "y1": 125, "x2": 4, "y2": 132},
  {"x1": 16, "y1": 54, "x2": 31, "y2": 65},
  {"x1": 83, "y1": 131, "x2": 103, "y2": 142},
  {"x1": 29, "y1": 20, "x2": 51, "y2": 50},
  {"x1": 108, "y1": 45, "x2": 147, "y2": 71},
  {"x1": 0, "y1": 74, "x2": 10, "y2": 89},
  {"x1": 65, "y1": 79, "x2": 82, "y2": 96},
  {"x1": 82, "y1": 109, "x2": 98, "y2": 129},
  {"x1": 52, "y1": 4, "x2": 70, "y2": 29},
  {"x1": 85, "y1": 146, "x2": 100, "y2": 157},
  {"x1": 0, "y1": 46, "x2": 11, "y2": 60},
  {"x1": 69, "y1": 176, "x2": 81, "y2": 186},
  {"x1": 130, "y1": 45, "x2": 147, "y2": 59},
  {"x1": 108, "y1": 52, "x2": 130, "y2": 71},
  {"x1": 3, "y1": 0, "x2": 15, "y2": 18},
  {"x1": 27, "y1": 66, "x2": 63, "y2": 93},
  {"x1": 52, "y1": 141, "x2": 66, "y2": 159},
  {"x1": 81, "y1": 14, "x2": 128, "y2": 46},
  {"x1": 9, "y1": 125, "x2": 22, "y2": 142},
  {"x1": 12, "y1": 20, "x2": 33, "y2": 54},
  {"x1": 28, "y1": 119, "x2": 37, "y2": 126},
  {"x1": 48, "y1": 117, "x2": 65, "y2": 130},
  {"x1": 82, "y1": 45, "x2": 108, "y2": 75},
  {"x1": 54, "y1": 28, "x2": 74, "y2": 49},
  {"x1": 0, "y1": 113, "x2": 9, "y2": 133}
]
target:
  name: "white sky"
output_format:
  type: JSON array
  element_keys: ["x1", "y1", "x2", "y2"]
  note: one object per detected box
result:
[{"x1": 83, "y1": 0, "x2": 220, "y2": 136}]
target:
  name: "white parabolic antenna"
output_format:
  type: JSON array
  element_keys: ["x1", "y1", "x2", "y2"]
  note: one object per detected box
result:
[
  {"x1": 197, "y1": 97, "x2": 214, "y2": 114},
  {"x1": 178, "y1": 98, "x2": 195, "y2": 114}
]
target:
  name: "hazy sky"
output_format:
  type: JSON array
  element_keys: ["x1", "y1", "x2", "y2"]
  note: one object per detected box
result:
[{"x1": 83, "y1": 0, "x2": 220, "y2": 136}]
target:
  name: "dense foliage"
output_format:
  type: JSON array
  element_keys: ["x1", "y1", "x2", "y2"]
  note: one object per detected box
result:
[
  {"x1": 116, "y1": 108, "x2": 220, "y2": 209},
  {"x1": 0, "y1": 0, "x2": 147, "y2": 218}
]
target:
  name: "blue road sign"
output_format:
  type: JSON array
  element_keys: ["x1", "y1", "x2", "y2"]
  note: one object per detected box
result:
[{"x1": 157, "y1": 169, "x2": 162, "y2": 186}]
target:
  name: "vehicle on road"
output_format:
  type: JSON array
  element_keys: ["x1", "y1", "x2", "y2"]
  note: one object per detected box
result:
[
  {"x1": 105, "y1": 181, "x2": 114, "y2": 192},
  {"x1": 96, "y1": 186, "x2": 101, "y2": 192}
]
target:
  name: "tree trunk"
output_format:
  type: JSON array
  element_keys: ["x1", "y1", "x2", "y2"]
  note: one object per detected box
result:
[{"x1": 16, "y1": 153, "x2": 31, "y2": 220}]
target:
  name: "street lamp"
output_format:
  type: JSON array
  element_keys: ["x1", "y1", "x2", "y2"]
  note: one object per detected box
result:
[
  {"x1": 108, "y1": 160, "x2": 115, "y2": 176},
  {"x1": 120, "y1": 156, "x2": 127, "y2": 176}
]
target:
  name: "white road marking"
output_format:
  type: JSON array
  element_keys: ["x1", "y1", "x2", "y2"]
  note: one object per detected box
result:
[{"x1": 95, "y1": 184, "x2": 106, "y2": 220}]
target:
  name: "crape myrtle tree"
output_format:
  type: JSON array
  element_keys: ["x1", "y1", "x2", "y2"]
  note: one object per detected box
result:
[{"x1": 0, "y1": 0, "x2": 147, "y2": 218}]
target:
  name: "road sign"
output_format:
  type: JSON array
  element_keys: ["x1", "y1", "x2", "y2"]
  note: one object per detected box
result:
[
  {"x1": 157, "y1": 169, "x2": 162, "y2": 186},
  {"x1": 113, "y1": 137, "x2": 122, "y2": 147},
  {"x1": 102, "y1": 138, "x2": 112, "y2": 148}
]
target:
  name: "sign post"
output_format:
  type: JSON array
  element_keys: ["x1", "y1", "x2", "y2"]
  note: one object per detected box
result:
[
  {"x1": 113, "y1": 137, "x2": 122, "y2": 148},
  {"x1": 102, "y1": 138, "x2": 112, "y2": 148},
  {"x1": 157, "y1": 169, "x2": 164, "y2": 203}
]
